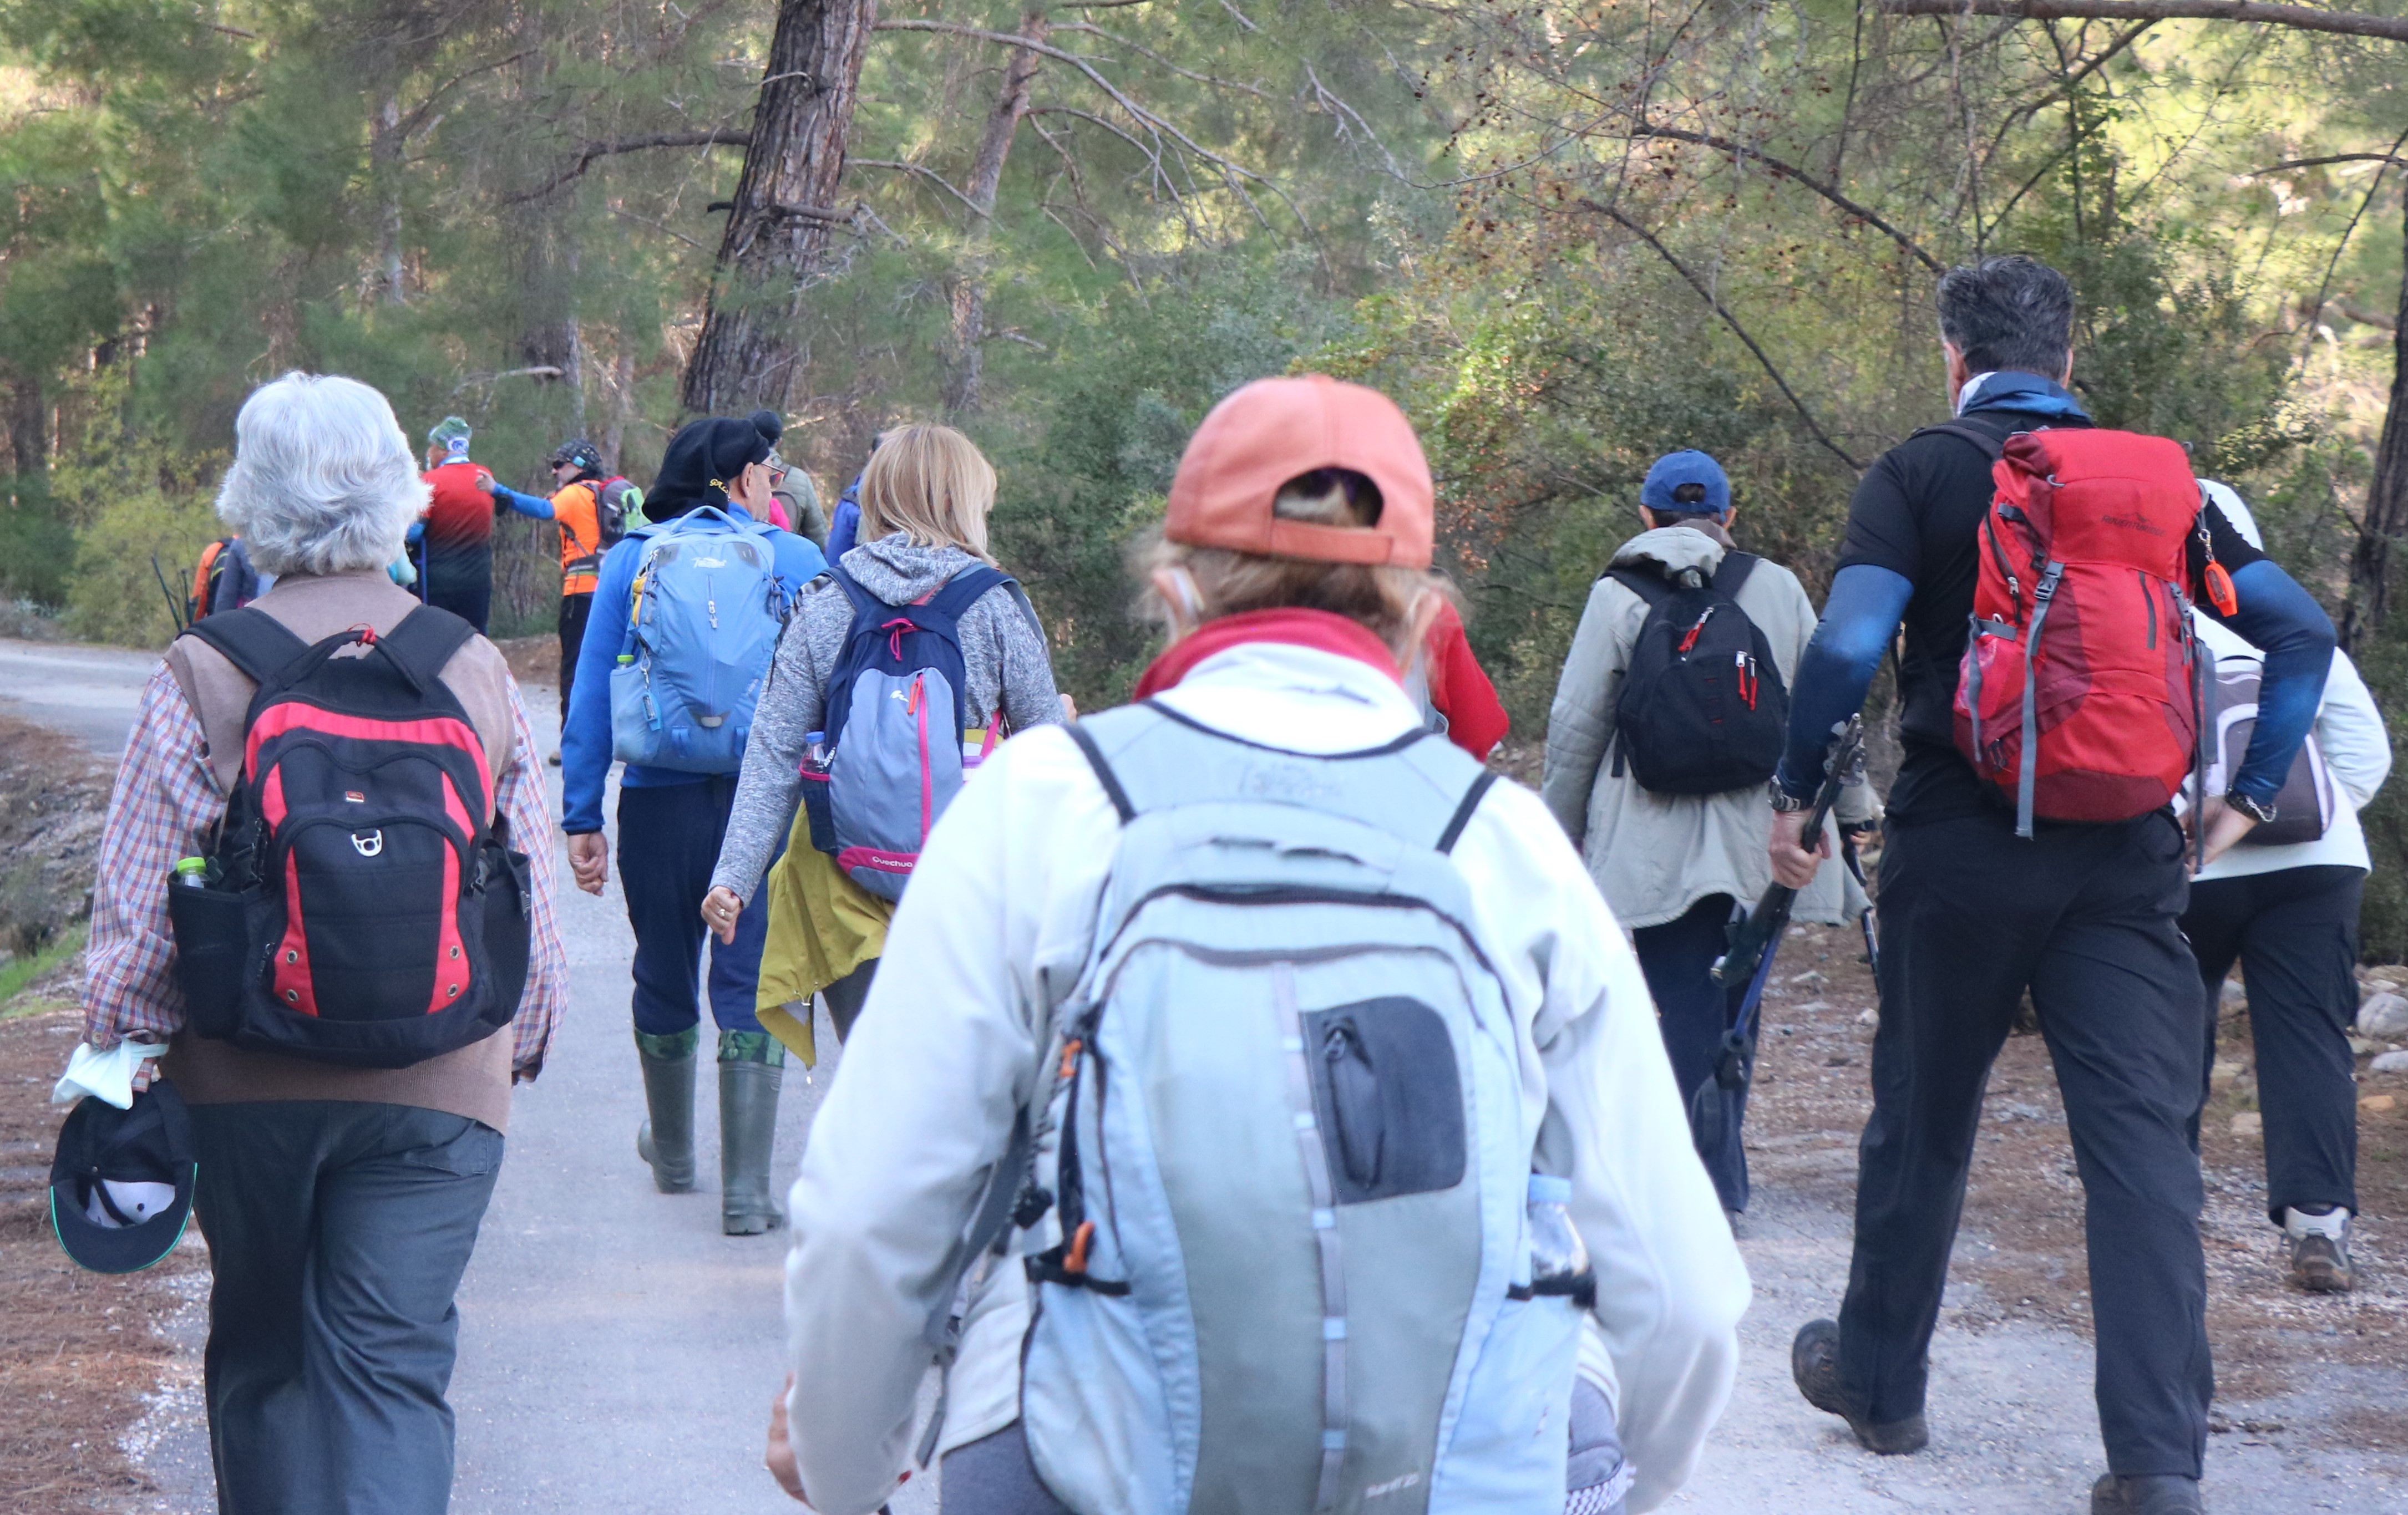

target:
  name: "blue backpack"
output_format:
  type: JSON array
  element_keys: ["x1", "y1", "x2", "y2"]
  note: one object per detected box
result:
[
  {"x1": 799, "y1": 563, "x2": 1010, "y2": 901},
  {"x1": 608, "y1": 507, "x2": 794, "y2": 773}
]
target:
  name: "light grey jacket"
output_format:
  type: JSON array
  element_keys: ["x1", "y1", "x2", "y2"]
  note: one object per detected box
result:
[{"x1": 1542, "y1": 525, "x2": 1869, "y2": 931}]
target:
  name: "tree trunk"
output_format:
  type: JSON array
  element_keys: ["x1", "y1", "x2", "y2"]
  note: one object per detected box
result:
[
  {"x1": 942, "y1": 10, "x2": 1047, "y2": 417},
  {"x1": 371, "y1": 89, "x2": 407, "y2": 307},
  {"x1": 510, "y1": 9, "x2": 583, "y2": 426},
  {"x1": 2343, "y1": 195, "x2": 2408, "y2": 655},
  {"x1": 5, "y1": 374, "x2": 47, "y2": 500},
  {"x1": 680, "y1": 0, "x2": 878, "y2": 418}
]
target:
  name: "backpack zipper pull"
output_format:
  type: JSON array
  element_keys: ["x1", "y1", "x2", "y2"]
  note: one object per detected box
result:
[{"x1": 1678, "y1": 604, "x2": 1715, "y2": 653}]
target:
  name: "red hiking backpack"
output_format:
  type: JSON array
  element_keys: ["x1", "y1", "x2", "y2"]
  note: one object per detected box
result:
[
  {"x1": 1941, "y1": 425, "x2": 2205, "y2": 836},
  {"x1": 165, "y1": 606, "x2": 531, "y2": 1067}
]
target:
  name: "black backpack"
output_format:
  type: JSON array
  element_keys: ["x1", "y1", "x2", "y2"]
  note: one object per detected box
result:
[
  {"x1": 1608, "y1": 551, "x2": 1790, "y2": 795},
  {"x1": 164, "y1": 606, "x2": 531, "y2": 1068}
]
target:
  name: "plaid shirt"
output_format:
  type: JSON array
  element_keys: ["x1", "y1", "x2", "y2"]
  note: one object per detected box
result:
[{"x1": 83, "y1": 664, "x2": 570, "y2": 1080}]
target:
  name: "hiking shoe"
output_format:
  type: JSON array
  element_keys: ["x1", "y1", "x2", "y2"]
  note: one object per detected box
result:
[
  {"x1": 2284, "y1": 1206, "x2": 2353, "y2": 1294},
  {"x1": 2091, "y1": 1473, "x2": 2203, "y2": 1514},
  {"x1": 547, "y1": 751, "x2": 562, "y2": 766},
  {"x1": 1789, "y1": 1319, "x2": 1928, "y2": 1455}
]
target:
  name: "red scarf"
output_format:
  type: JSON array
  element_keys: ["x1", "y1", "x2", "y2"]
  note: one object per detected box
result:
[{"x1": 1132, "y1": 608, "x2": 1403, "y2": 699}]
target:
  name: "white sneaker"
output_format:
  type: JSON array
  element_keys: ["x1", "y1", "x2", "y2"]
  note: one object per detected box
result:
[{"x1": 2283, "y1": 1205, "x2": 2353, "y2": 1294}]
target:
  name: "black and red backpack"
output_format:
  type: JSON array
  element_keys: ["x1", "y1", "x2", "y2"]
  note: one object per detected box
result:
[{"x1": 166, "y1": 606, "x2": 530, "y2": 1068}]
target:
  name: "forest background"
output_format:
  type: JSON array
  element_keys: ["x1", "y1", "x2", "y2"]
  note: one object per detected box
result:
[{"x1": 8, "y1": 0, "x2": 2408, "y2": 945}]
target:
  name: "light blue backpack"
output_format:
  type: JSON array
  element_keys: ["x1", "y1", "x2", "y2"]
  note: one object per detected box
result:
[
  {"x1": 929, "y1": 703, "x2": 1588, "y2": 1515},
  {"x1": 608, "y1": 507, "x2": 793, "y2": 772}
]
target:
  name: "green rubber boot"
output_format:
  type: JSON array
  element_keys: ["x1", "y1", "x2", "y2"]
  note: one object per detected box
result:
[
  {"x1": 634, "y1": 1028, "x2": 699, "y2": 1194},
  {"x1": 718, "y1": 1031, "x2": 787, "y2": 1236}
]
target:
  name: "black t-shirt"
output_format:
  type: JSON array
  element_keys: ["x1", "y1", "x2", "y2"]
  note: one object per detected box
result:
[{"x1": 1837, "y1": 409, "x2": 2264, "y2": 824}]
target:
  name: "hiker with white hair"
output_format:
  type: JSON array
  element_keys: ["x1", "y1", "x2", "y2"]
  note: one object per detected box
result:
[
  {"x1": 78, "y1": 370, "x2": 570, "y2": 1514},
  {"x1": 2179, "y1": 480, "x2": 2390, "y2": 1295}
]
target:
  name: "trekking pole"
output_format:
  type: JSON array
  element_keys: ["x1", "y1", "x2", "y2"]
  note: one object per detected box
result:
[
  {"x1": 1711, "y1": 715, "x2": 1864, "y2": 990},
  {"x1": 150, "y1": 555, "x2": 190, "y2": 633}
]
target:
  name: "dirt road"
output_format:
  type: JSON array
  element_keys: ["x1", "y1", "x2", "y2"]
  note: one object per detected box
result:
[{"x1": 11, "y1": 638, "x2": 2406, "y2": 1513}]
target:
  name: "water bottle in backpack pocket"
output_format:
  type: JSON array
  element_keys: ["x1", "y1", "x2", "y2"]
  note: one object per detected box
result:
[
  {"x1": 814, "y1": 564, "x2": 1010, "y2": 901},
  {"x1": 1001, "y1": 706, "x2": 1580, "y2": 1515},
  {"x1": 609, "y1": 507, "x2": 791, "y2": 773}
]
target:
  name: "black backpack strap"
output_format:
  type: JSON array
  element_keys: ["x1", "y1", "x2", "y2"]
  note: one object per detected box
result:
[
  {"x1": 1605, "y1": 566, "x2": 1674, "y2": 605},
  {"x1": 376, "y1": 606, "x2": 477, "y2": 694},
  {"x1": 1064, "y1": 720, "x2": 1136, "y2": 825},
  {"x1": 1436, "y1": 771, "x2": 1498, "y2": 855},
  {"x1": 1710, "y1": 551, "x2": 1760, "y2": 597},
  {"x1": 179, "y1": 607, "x2": 313, "y2": 687},
  {"x1": 1912, "y1": 421, "x2": 2006, "y2": 461}
]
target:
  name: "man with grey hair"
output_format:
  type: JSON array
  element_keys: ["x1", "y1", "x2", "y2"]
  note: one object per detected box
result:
[
  {"x1": 1766, "y1": 257, "x2": 2336, "y2": 1515},
  {"x1": 79, "y1": 372, "x2": 570, "y2": 1514}
]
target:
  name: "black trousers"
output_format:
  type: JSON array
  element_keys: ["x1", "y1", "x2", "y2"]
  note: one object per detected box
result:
[
  {"x1": 557, "y1": 590, "x2": 592, "y2": 730},
  {"x1": 2180, "y1": 865, "x2": 2362, "y2": 1224},
  {"x1": 423, "y1": 546, "x2": 493, "y2": 635},
  {"x1": 1838, "y1": 807, "x2": 2211, "y2": 1478},
  {"x1": 1631, "y1": 893, "x2": 1752, "y2": 1213},
  {"x1": 189, "y1": 1101, "x2": 503, "y2": 1515}
]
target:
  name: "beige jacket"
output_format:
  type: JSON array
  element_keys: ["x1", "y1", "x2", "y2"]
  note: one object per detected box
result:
[{"x1": 1542, "y1": 526, "x2": 1869, "y2": 931}]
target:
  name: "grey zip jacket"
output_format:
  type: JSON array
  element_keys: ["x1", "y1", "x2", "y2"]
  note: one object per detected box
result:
[{"x1": 1542, "y1": 525, "x2": 1872, "y2": 930}]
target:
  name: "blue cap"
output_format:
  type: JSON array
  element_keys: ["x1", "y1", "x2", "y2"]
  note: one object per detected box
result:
[{"x1": 1640, "y1": 450, "x2": 1731, "y2": 518}]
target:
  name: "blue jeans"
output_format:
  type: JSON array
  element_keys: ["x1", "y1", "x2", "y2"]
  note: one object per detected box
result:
[
  {"x1": 1630, "y1": 893, "x2": 1753, "y2": 1213},
  {"x1": 190, "y1": 1101, "x2": 503, "y2": 1515},
  {"x1": 617, "y1": 777, "x2": 782, "y2": 1036}
]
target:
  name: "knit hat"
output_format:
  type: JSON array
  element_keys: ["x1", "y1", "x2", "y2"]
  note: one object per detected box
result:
[
  {"x1": 648, "y1": 409, "x2": 784, "y2": 518},
  {"x1": 427, "y1": 415, "x2": 473, "y2": 463},
  {"x1": 1165, "y1": 375, "x2": 1434, "y2": 569}
]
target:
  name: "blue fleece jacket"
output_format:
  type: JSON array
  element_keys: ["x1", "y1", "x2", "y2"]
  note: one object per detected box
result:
[{"x1": 560, "y1": 507, "x2": 828, "y2": 834}]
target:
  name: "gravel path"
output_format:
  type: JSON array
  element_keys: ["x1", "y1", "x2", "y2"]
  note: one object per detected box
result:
[{"x1": 17, "y1": 638, "x2": 2406, "y2": 1514}]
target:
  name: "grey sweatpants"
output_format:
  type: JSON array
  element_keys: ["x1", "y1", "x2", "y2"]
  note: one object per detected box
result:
[{"x1": 189, "y1": 1100, "x2": 503, "y2": 1515}]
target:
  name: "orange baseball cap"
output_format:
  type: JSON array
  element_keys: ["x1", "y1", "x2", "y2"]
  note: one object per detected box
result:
[{"x1": 1164, "y1": 375, "x2": 1434, "y2": 570}]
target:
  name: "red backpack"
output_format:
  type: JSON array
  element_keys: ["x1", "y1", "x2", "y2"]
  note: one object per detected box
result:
[
  {"x1": 165, "y1": 606, "x2": 531, "y2": 1067},
  {"x1": 1941, "y1": 425, "x2": 2206, "y2": 836}
]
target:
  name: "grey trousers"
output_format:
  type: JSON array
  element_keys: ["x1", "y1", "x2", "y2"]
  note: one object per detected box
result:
[{"x1": 189, "y1": 1101, "x2": 504, "y2": 1515}]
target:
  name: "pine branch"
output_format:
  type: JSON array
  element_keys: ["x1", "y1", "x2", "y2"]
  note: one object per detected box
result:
[
  {"x1": 1576, "y1": 199, "x2": 1866, "y2": 472},
  {"x1": 509, "y1": 129, "x2": 753, "y2": 204},
  {"x1": 853, "y1": 158, "x2": 985, "y2": 215},
  {"x1": 1620, "y1": 125, "x2": 1945, "y2": 273},
  {"x1": 1879, "y1": 0, "x2": 2408, "y2": 44}
]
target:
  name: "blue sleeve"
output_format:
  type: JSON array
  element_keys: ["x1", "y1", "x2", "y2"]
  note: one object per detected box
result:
[
  {"x1": 561, "y1": 542, "x2": 640, "y2": 833},
  {"x1": 827, "y1": 492, "x2": 860, "y2": 560},
  {"x1": 491, "y1": 482, "x2": 554, "y2": 520},
  {"x1": 2209, "y1": 559, "x2": 2337, "y2": 805},
  {"x1": 773, "y1": 530, "x2": 828, "y2": 591},
  {"x1": 1775, "y1": 565, "x2": 1915, "y2": 799}
]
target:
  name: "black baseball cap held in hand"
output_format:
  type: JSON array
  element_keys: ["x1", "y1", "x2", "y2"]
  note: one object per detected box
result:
[{"x1": 50, "y1": 1079, "x2": 197, "y2": 1274}]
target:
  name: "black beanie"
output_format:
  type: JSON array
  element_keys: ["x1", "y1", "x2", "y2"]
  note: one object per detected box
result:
[{"x1": 647, "y1": 409, "x2": 784, "y2": 518}]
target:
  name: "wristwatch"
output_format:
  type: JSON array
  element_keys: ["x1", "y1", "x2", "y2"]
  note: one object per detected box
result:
[
  {"x1": 2226, "y1": 791, "x2": 2279, "y2": 826},
  {"x1": 1767, "y1": 780, "x2": 1814, "y2": 813}
]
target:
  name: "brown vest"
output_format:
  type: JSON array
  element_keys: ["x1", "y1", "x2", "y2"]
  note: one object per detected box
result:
[{"x1": 161, "y1": 571, "x2": 521, "y2": 1132}]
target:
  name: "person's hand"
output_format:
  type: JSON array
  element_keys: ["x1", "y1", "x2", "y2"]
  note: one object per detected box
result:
[
  {"x1": 2187, "y1": 795, "x2": 2259, "y2": 868},
  {"x1": 567, "y1": 832, "x2": 609, "y2": 896},
  {"x1": 703, "y1": 885, "x2": 743, "y2": 945},
  {"x1": 1059, "y1": 693, "x2": 1078, "y2": 722},
  {"x1": 1768, "y1": 807, "x2": 1831, "y2": 889},
  {"x1": 130, "y1": 1056, "x2": 160, "y2": 1094},
  {"x1": 765, "y1": 1375, "x2": 808, "y2": 1504}
]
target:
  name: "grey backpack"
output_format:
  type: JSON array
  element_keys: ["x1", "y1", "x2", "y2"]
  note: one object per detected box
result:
[{"x1": 979, "y1": 703, "x2": 1584, "y2": 1515}]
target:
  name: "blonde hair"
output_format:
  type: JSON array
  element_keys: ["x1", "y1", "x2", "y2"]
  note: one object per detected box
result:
[
  {"x1": 857, "y1": 424, "x2": 998, "y2": 562},
  {"x1": 1140, "y1": 469, "x2": 1451, "y2": 656}
]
